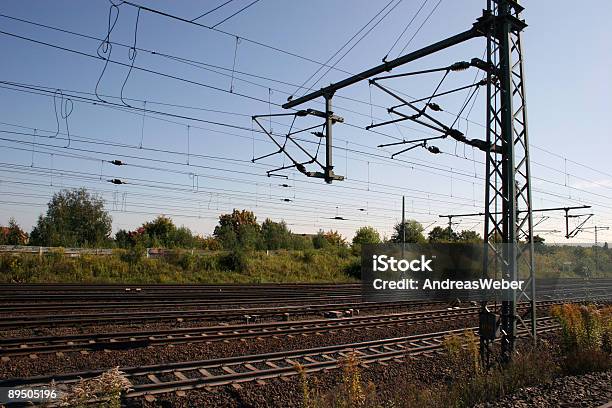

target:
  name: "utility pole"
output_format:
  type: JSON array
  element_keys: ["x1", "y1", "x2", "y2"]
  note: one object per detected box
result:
[
  {"x1": 481, "y1": 0, "x2": 533, "y2": 365},
  {"x1": 278, "y1": 0, "x2": 533, "y2": 365},
  {"x1": 594, "y1": 226, "x2": 609, "y2": 247},
  {"x1": 579, "y1": 225, "x2": 609, "y2": 272}
]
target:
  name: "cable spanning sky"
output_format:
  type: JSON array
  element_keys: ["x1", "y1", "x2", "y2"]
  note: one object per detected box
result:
[{"x1": 0, "y1": 0, "x2": 610, "y2": 244}]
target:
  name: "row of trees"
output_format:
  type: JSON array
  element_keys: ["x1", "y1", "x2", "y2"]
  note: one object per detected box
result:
[{"x1": 2, "y1": 188, "x2": 490, "y2": 250}]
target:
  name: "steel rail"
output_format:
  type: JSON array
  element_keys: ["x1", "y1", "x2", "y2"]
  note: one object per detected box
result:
[
  {"x1": 0, "y1": 307, "x2": 479, "y2": 357},
  {"x1": 0, "y1": 318, "x2": 561, "y2": 400},
  {"x1": 0, "y1": 299, "x2": 448, "y2": 329},
  {"x1": 0, "y1": 298, "x2": 600, "y2": 358}
]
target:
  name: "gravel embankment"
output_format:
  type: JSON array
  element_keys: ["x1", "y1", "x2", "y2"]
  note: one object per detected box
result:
[{"x1": 476, "y1": 370, "x2": 612, "y2": 408}]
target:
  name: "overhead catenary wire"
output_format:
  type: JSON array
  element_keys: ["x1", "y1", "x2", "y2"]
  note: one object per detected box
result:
[
  {"x1": 291, "y1": 0, "x2": 398, "y2": 97},
  {"x1": 211, "y1": 0, "x2": 261, "y2": 28},
  {"x1": 191, "y1": 0, "x2": 237, "y2": 22}
]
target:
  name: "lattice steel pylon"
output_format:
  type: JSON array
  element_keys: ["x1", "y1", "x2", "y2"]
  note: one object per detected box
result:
[{"x1": 481, "y1": 0, "x2": 535, "y2": 365}]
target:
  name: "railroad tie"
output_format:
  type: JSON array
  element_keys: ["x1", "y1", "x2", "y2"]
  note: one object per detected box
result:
[
  {"x1": 222, "y1": 366, "x2": 237, "y2": 374},
  {"x1": 198, "y1": 368, "x2": 212, "y2": 378},
  {"x1": 147, "y1": 374, "x2": 162, "y2": 384},
  {"x1": 243, "y1": 363, "x2": 258, "y2": 371},
  {"x1": 174, "y1": 371, "x2": 189, "y2": 381}
]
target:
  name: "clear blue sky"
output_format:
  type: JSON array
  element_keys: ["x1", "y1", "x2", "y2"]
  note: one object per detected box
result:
[{"x1": 0, "y1": 0, "x2": 611, "y2": 244}]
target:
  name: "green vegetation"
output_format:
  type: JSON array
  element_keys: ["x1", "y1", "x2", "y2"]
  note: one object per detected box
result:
[
  {"x1": 298, "y1": 304, "x2": 611, "y2": 407},
  {"x1": 29, "y1": 188, "x2": 112, "y2": 247},
  {"x1": 1, "y1": 188, "x2": 610, "y2": 283},
  {"x1": 391, "y1": 219, "x2": 426, "y2": 243},
  {"x1": 0, "y1": 217, "x2": 28, "y2": 245},
  {"x1": 0, "y1": 248, "x2": 358, "y2": 284},
  {"x1": 551, "y1": 303, "x2": 612, "y2": 374}
]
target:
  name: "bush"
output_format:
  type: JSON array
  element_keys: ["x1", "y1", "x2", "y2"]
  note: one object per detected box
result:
[
  {"x1": 220, "y1": 249, "x2": 249, "y2": 272},
  {"x1": 344, "y1": 258, "x2": 361, "y2": 279},
  {"x1": 302, "y1": 249, "x2": 317, "y2": 263},
  {"x1": 120, "y1": 244, "x2": 145, "y2": 265},
  {"x1": 178, "y1": 252, "x2": 196, "y2": 271}
]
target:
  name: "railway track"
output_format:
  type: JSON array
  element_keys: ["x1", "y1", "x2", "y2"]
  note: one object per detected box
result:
[
  {"x1": 1, "y1": 280, "x2": 608, "y2": 303},
  {"x1": 0, "y1": 299, "x2": 449, "y2": 329},
  {"x1": 0, "y1": 283, "x2": 363, "y2": 303},
  {"x1": 0, "y1": 306, "x2": 479, "y2": 357},
  {"x1": 0, "y1": 294, "x2": 370, "y2": 313},
  {"x1": 0, "y1": 317, "x2": 561, "y2": 403},
  {"x1": 0, "y1": 298, "x2": 588, "y2": 358},
  {"x1": 2, "y1": 290, "x2": 609, "y2": 330}
]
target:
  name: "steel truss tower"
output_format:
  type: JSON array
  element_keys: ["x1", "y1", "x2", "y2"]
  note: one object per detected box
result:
[
  {"x1": 481, "y1": 0, "x2": 534, "y2": 365},
  {"x1": 279, "y1": 0, "x2": 534, "y2": 364}
]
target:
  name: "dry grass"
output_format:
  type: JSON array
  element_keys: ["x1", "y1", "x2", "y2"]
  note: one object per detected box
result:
[
  {"x1": 550, "y1": 303, "x2": 612, "y2": 374},
  {"x1": 55, "y1": 367, "x2": 132, "y2": 408}
]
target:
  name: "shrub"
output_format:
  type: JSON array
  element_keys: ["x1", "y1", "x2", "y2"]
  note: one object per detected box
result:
[
  {"x1": 178, "y1": 252, "x2": 196, "y2": 271},
  {"x1": 302, "y1": 249, "x2": 317, "y2": 263},
  {"x1": 344, "y1": 257, "x2": 361, "y2": 279},
  {"x1": 220, "y1": 249, "x2": 249, "y2": 272}
]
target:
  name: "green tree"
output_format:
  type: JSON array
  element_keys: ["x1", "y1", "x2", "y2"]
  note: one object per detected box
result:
[
  {"x1": 261, "y1": 219, "x2": 292, "y2": 250},
  {"x1": 312, "y1": 230, "x2": 329, "y2": 249},
  {"x1": 3, "y1": 218, "x2": 28, "y2": 245},
  {"x1": 352, "y1": 226, "x2": 381, "y2": 246},
  {"x1": 213, "y1": 209, "x2": 261, "y2": 250},
  {"x1": 428, "y1": 226, "x2": 457, "y2": 242},
  {"x1": 142, "y1": 215, "x2": 175, "y2": 247},
  {"x1": 29, "y1": 188, "x2": 112, "y2": 247},
  {"x1": 324, "y1": 230, "x2": 347, "y2": 248},
  {"x1": 391, "y1": 220, "x2": 426, "y2": 244},
  {"x1": 114, "y1": 229, "x2": 132, "y2": 248},
  {"x1": 456, "y1": 230, "x2": 482, "y2": 243}
]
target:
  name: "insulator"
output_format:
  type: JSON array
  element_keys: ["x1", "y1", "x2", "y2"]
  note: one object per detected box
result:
[
  {"x1": 108, "y1": 179, "x2": 125, "y2": 184},
  {"x1": 427, "y1": 146, "x2": 441, "y2": 154},
  {"x1": 109, "y1": 160, "x2": 125, "y2": 166},
  {"x1": 427, "y1": 103, "x2": 442, "y2": 112},
  {"x1": 312, "y1": 131, "x2": 324, "y2": 138},
  {"x1": 281, "y1": 198, "x2": 292, "y2": 202},
  {"x1": 450, "y1": 61, "x2": 470, "y2": 71},
  {"x1": 447, "y1": 128, "x2": 466, "y2": 141},
  {"x1": 279, "y1": 184, "x2": 290, "y2": 188}
]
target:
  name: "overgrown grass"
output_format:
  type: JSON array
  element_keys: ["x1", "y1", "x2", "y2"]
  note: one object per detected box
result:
[
  {"x1": 297, "y1": 352, "x2": 379, "y2": 408},
  {"x1": 299, "y1": 308, "x2": 611, "y2": 408},
  {"x1": 551, "y1": 303, "x2": 612, "y2": 374},
  {"x1": 0, "y1": 248, "x2": 359, "y2": 284}
]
